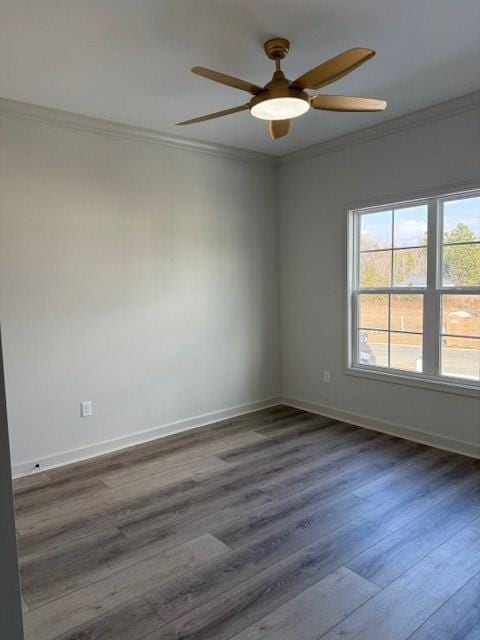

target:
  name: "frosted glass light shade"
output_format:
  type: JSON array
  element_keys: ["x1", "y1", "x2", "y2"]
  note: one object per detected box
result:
[{"x1": 250, "y1": 97, "x2": 309, "y2": 120}]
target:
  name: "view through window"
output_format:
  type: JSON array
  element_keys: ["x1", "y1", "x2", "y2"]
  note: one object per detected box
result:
[{"x1": 350, "y1": 190, "x2": 480, "y2": 385}]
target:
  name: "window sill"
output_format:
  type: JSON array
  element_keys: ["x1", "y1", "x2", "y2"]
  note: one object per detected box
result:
[{"x1": 346, "y1": 365, "x2": 480, "y2": 398}]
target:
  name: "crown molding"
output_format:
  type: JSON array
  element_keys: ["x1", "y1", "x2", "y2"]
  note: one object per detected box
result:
[
  {"x1": 0, "y1": 97, "x2": 279, "y2": 167},
  {"x1": 280, "y1": 90, "x2": 480, "y2": 166},
  {"x1": 1, "y1": 91, "x2": 479, "y2": 168}
]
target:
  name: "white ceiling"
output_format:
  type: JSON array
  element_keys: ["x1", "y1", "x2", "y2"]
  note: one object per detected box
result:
[{"x1": 1, "y1": 0, "x2": 479, "y2": 155}]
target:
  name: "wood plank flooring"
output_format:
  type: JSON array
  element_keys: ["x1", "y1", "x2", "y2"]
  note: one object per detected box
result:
[{"x1": 13, "y1": 405, "x2": 480, "y2": 640}]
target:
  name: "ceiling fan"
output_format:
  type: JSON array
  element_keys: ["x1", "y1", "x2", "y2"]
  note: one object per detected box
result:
[{"x1": 177, "y1": 37, "x2": 387, "y2": 139}]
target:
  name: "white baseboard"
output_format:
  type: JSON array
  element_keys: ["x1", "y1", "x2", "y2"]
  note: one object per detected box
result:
[
  {"x1": 12, "y1": 396, "x2": 282, "y2": 478},
  {"x1": 15, "y1": 393, "x2": 477, "y2": 477},
  {"x1": 283, "y1": 396, "x2": 480, "y2": 459}
]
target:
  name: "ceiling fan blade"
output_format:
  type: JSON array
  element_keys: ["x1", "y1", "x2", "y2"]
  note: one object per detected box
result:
[
  {"x1": 293, "y1": 48, "x2": 375, "y2": 90},
  {"x1": 311, "y1": 94, "x2": 387, "y2": 112},
  {"x1": 177, "y1": 104, "x2": 249, "y2": 126},
  {"x1": 268, "y1": 119, "x2": 290, "y2": 140},
  {"x1": 192, "y1": 66, "x2": 262, "y2": 95}
]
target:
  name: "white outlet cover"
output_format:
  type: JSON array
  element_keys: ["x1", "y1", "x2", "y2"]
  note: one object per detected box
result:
[{"x1": 80, "y1": 400, "x2": 93, "y2": 417}]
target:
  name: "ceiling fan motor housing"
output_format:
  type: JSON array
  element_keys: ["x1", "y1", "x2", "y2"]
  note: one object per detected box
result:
[
  {"x1": 249, "y1": 40, "x2": 310, "y2": 120},
  {"x1": 249, "y1": 70, "x2": 310, "y2": 120}
]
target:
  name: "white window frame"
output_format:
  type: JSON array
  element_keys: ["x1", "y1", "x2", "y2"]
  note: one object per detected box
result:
[{"x1": 346, "y1": 185, "x2": 480, "y2": 398}]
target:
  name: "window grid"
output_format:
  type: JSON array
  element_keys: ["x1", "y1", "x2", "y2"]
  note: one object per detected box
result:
[
  {"x1": 350, "y1": 188, "x2": 480, "y2": 388},
  {"x1": 357, "y1": 292, "x2": 424, "y2": 371}
]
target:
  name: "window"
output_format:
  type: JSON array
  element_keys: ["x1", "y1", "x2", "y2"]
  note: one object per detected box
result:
[{"x1": 349, "y1": 189, "x2": 480, "y2": 391}]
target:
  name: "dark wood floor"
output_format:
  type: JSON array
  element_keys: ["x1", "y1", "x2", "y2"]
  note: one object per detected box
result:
[{"x1": 13, "y1": 405, "x2": 480, "y2": 640}]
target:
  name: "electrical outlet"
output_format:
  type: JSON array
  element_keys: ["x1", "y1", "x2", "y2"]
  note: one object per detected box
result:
[
  {"x1": 80, "y1": 400, "x2": 93, "y2": 417},
  {"x1": 323, "y1": 370, "x2": 331, "y2": 383}
]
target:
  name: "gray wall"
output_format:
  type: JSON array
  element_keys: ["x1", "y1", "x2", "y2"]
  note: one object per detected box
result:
[
  {"x1": 0, "y1": 115, "x2": 280, "y2": 471},
  {"x1": 0, "y1": 328, "x2": 24, "y2": 639},
  {"x1": 280, "y1": 105, "x2": 480, "y2": 449},
  {"x1": 2, "y1": 96, "x2": 479, "y2": 476},
  {"x1": 2, "y1": 93, "x2": 479, "y2": 639}
]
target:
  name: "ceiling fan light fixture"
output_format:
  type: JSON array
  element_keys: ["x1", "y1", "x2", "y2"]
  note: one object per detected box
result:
[
  {"x1": 250, "y1": 96, "x2": 309, "y2": 120},
  {"x1": 179, "y1": 38, "x2": 386, "y2": 139}
]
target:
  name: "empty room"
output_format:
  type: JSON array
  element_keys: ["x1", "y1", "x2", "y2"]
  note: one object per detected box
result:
[{"x1": 1, "y1": 1, "x2": 480, "y2": 639}]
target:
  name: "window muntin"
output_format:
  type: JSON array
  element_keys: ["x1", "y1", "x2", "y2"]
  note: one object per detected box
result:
[
  {"x1": 350, "y1": 189, "x2": 480, "y2": 387},
  {"x1": 357, "y1": 293, "x2": 424, "y2": 372},
  {"x1": 358, "y1": 205, "x2": 428, "y2": 289}
]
